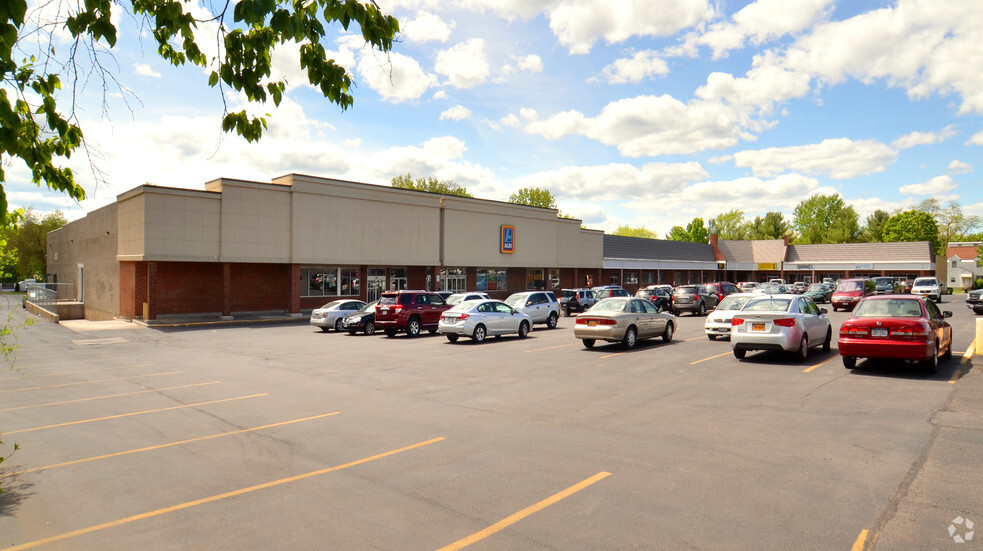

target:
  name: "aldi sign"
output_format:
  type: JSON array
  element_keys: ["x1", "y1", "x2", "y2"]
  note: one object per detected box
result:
[{"x1": 501, "y1": 225, "x2": 515, "y2": 254}]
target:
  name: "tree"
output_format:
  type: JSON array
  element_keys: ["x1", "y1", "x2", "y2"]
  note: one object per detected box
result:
[
  {"x1": 613, "y1": 225, "x2": 656, "y2": 239},
  {"x1": 858, "y1": 210, "x2": 890, "y2": 242},
  {"x1": 709, "y1": 209, "x2": 752, "y2": 240},
  {"x1": 916, "y1": 199, "x2": 983, "y2": 255},
  {"x1": 509, "y1": 187, "x2": 557, "y2": 209},
  {"x1": 882, "y1": 210, "x2": 941, "y2": 252},
  {"x1": 792, "y1": 194, "x2": 859, "y2": 244},
  {"x1": 1, "y1": 0, "x2": 399, "y2": 219},
  {"x1": 391, "y1": 174, "x2": 472, "y2": 197},
  {"x1": 749, "y1": 212, "x2": 791, "y2": 240},
  {"x1": 666, "y1": 218, "x2": 708, "y2": 243},
  {"x1": 4, "y1": 209, "x2": 66, "y2": 279}
]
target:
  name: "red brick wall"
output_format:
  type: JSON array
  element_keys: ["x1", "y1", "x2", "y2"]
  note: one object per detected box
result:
[
  {"x1": 156, "y1": 262, "x2": 224, "y2": 315},
  {"x1": 229, "y1": 263, "x2": 291, "y2": 312},
  {"x1": 119, "y1": 261, "x2": 148, "y2": 319}
]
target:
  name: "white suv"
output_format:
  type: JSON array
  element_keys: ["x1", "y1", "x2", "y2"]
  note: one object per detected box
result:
[
  {"x1": 504, "y1": 291, "x2": 560, "y2": 329},
  {"x1": 910, "y1": 277, "x2": 943, "y2": 302}
]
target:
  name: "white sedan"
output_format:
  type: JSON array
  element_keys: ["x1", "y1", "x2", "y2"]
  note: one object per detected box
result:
[
  {"x1": 730, "y1": 294, "x2": 831, "y2": 361},
  {"x1": 438, "y1": 299, "x2": 532, "y2": 343},
  {"x1": 704, "y1": 292, "x2": 757, "y2": 340},
  {"x1": 310, "y1": 299, "x2": 367, "y2": 332}
]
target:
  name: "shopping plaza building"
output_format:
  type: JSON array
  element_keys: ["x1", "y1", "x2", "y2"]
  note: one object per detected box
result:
[{"x1": 47, "y1": 174, "x2": 940, "y2": 321}]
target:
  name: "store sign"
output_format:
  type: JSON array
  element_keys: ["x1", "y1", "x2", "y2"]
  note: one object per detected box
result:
[
  {"x1": 855, "y1": 264, "x2": 872, "y2": 269},
  {"x1": 798, "y1": 264, "x2": 813, "y2": 270},
  {"x1": 501, "y1": 225, "x2": 515, "y2": 254},
  {"x1": 758, "y1": 263, "x2": 777, "y2": 270}
]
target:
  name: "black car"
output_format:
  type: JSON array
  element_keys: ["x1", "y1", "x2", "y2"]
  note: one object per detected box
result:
[
  {"x1": 967, "y1": 289, "x2": 983, "y2": 315},
  {"x1": 635, "y1": 287, "x2": 671, "y2": 312},
  {"x1": 341, "y1": 301, "x2": 379, "y2": 335}
]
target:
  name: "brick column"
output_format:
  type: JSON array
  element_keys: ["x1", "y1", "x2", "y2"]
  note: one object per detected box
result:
[
  {"x1": 222, "y1": 263, "x2": 232, "y2": 318},
  {"x1": 290, "y1": 264, "x2": 301, "y2": 314},
  {"x1": 146, "y1": 261, "x2": 157, "y2": 320}
]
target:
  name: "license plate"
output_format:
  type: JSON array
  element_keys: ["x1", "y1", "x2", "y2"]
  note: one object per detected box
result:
[
  {"x1": 871, "y1": 328, "x2": 888, "y2": 337},
  {"x1": 752, "y1": 323, "x2": 765, "y2": 331},
  {"x1": 381, "y1": 308, "x2": 389, "y2": 314},
  {"x1": 588, "y1": 320, "x2": 597, "y2": 327}
]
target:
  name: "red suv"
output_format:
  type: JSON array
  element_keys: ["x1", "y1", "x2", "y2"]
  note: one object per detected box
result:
[{"x1": 375, "y1": 290, "x2": 452, "y2": 337}]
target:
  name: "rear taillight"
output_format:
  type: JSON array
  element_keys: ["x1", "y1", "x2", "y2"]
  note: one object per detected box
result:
[
  {"x1": 891, "y1": 322, "x2": 930, "y2": 338},
  {"x1": 840, "y1": 325, "x2": 868, "y2": 336},
  {"x1": 731, "y1": 317, "x2": 744, "y2": 326},
  {"x1": 457, "y1": 313, "x2": 469, "y2": 320},
  {"x1": 576, "y1": 318, "x2": 617, "y2": 325},
  {"x1": 773, "y1": 318, "x2": 796, "y2": 328}
]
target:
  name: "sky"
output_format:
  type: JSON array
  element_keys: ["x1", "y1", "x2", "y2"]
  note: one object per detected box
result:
[{"x1": 7, "y1": 0, "x2": 983, "y2": 237}]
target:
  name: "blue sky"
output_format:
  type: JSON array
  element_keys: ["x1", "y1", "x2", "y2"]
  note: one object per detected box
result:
[{"x1": 8, "y1": 0, "x2": 983, "y2": 237}]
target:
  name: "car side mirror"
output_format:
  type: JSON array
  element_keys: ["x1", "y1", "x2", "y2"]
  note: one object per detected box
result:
[
  {"x1": 820, "y1": 308, "x2": 828, "y2": 315},
  {"x1": 943, "y1": 311, "x2": 952, "y2": 318}
]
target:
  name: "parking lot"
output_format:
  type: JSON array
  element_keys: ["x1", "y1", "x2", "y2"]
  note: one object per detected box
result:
[{"x1": 1, "y1": 294, "x2": 980, "y2": 550}]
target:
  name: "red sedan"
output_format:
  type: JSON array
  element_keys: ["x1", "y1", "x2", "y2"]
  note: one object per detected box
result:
[{"x1": 838, "y1": 295, "x2": 953, "y2": 374}]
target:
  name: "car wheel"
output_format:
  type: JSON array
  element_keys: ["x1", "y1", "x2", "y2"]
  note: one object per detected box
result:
[
  {"x1": 582, "y1": 339, "x2": 595, "y2": 349},
  {"x1": 472, "y1": 324, "x2": 486, "y2": 343},
  {"x1": 623, "y1": 326, "x2": 638, "y2": 350},
  {"x1": 707, "y1": 334, "x2": 717, "y2": 341},
  {"x1": 924, "y1": 345, "x2": 939, "y2": 374},
  {"x1": 842, "y1": 356, "x2": 856, "y2": 369},
  {"x1": 446, "y1": 334, "x2": 459, "y2": 343},
  {"x1": 364, "y1": 322, "x2": 375, "y2": 335},
  {"x1": 547, "y1": 312, "x2": 558, "y2": 329},
  {"x1": 662, "y1": 322, "x2": 674, "y2": 343},
  {"x1": 320, "y1": 327, "x2": 330, "y2": 332},
  {"x1": 407, "y1": 317, "x2": 421, "y2": 337},
  {"x1": 565, "y1": 307, "x2": 572, "y2": 317},
  {"x1": 428, "y1": 329, "x2": 438, "y2": 334},
  {"x1": 518, "y1": 321, "x2": 530, "y2": 338},
  {"x1": 733, "y1": 348, "x2": 746, "y2": 359},
  {"x1": 348, "y1": 330, "x2": 357, "y2": 336},
  {"x1": 335, "y1": 319, "x2": 343, "y2": 331},
  {"x1": 697, "y1": 303, "x2": 705, "y2": 316},
  {"x1": 795, "y1": 334, "x2": 809, "y2": 362},
  {"x1": 943, "y1": 338, "x2": 952, "y2": 360},
  {"x1": 384, "y1": 329, "x2": 396, "y2": 337},
  {"x1": 822, "y1": 327, "x2": 832, "y2": 352},
  {"x1": 673, "y1": 309, "x2": 680, "y2": 317}
]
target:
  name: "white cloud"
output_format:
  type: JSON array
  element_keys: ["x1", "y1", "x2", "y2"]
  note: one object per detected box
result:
[
  {"x1": 948, "y1": 159, "x2": 973, "y2": 174},
  {"x1": 432, "y1": 90, "x2": 447, "y2": 100},
  {"x1": 519, "y1": 108, "x2": 538, "y2": 120},
  {"x1": 732, "y1": 138, "x2": 898, "y2": 180},
  {"x1": 891, "y1": 126, "x2": 956, "y2": 149},
  {"x1": 601, "y1": 50, "x2": 669, "y2": 84},
  {"x1": 134, "y1": 63, "x2": 161, "y2": 78},
  {"x1": 511, "y1": 161, "x2": 709, "y2": 202},
  {"x1": 440, "y1": 105, "x2": 472, "y2": 121},
  {"x1": 500, "y1": 113, "x2": 520, "y2": 127},
  {"x1": 357, "y1": 49, "x2": 437, "y2": 102},
  {"x1": 401, "y1": 11, "x2": 454, "y2": 43},
  {"x1": 968, "y1": 131, "x2": 983, "y2": 146},
  {"x1": 515, "y1": 54, "x2": 543, "y2": 73},
  {"x1": 527, "y1": 95, "x2": 742, "y2": 156},
  {"x1": 435, "y1": 39, "x2": 490, "y2": 88},
  {"x1": 899, "y1": 175, "x2": 957, "y2": 195}
]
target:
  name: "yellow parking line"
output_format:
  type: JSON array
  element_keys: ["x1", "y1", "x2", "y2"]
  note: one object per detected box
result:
[
  {"x1": 600, "y1": 352, "x2": 623, "y2": 359},
  {"x1": 0, "y1": 382, "x2": 221, "y2": 413},
  {"x1": 0, "y1": 371, "x2": 182, "y2": 393},
  {"x1": 802, "y1": 356, "x2": 838, "y2": 373},
  {"x1": 852, "y1": 529, "x2": 869, "y2": 551},
  {"x1": 3, "y1": 394, "x2": 267, "y2": 435},
  {"x1": 2, "y1": 412, "x2": 340, "y2": 478},
  {"x1": 525, "y1": 344, "x2": 576, "y2": 353},
  {"x1": 4, "y1": 437, "x2": 444, "y2": 551},
  {"x1": 0, "y1": 363, "x2": 154, "y2": 381},
  {"x1": 436, "y1": 471, "x2": 611, "y2": 551},
  {"x1": 689, "y1": 351, "x2": 732, "y2": 365},
  {"x1": 683, "y1": 336, "x2": 707, "y2": 342},
  {"x1": 951, "y1": 340, "x2": 976, "y2": 384}
]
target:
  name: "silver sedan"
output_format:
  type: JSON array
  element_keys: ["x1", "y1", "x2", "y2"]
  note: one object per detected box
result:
[
  {"x1": 574, "y1": 297, "x2": 675, "y2": 350},
  {"x1": 730, "y1": 294, "x2": 831, "y2": 361},
  {"x1": 310, "y1": 299, "x2": 367, "y2": 332},
  {"x1": 438, "y1": 299, "x2": 532, "y2": 343}
]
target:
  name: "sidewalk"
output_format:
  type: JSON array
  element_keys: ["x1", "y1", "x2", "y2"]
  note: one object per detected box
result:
[
  {"x1": 868, "y1": 346, "x2": 982, "y2": 549},
  {"x1": 133, "y1": 311, "x2": 309, "y2": 328}
]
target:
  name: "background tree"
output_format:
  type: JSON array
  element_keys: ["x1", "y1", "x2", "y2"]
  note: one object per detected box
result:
[
  {"x1": 858, "y1": 210, "x2": 890, "y2": 242},
  {"x1": 3, "y1": 209, "x2": 66, "y2": 280},
  {"x1": 709, "y1": 209, "x2": 752, "y2": 240},
  {"x1": 1, "y1": 0, "x2": 399, "y2": 218},
  {"x1": 666, "y1": 218, "x2": 708, "y2": 243},
  {"x1": 508, "y1": 187, "x2": 558, "y2": 209},
  {"x1": 391, "y1": 174, "x2": 472, "y2": 197},
  {"x1": 792, "y1": 194, "x2": 860, "y2": 244},
  {"x1": 882, "y1": 210, "x2": 941, "y2": 253},
  {"x1": 917, "y1": 199, "x2": 983, "y2": 254},
  {"x1": 748, "y1": 212, "x2": 791, "y2": 240},
  {"x1": 613, "y1": 225, "x2": 656, "y2": 239}
]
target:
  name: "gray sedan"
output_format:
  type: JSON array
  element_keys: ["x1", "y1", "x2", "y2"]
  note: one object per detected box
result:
[
  {"x1": 574, "y1": 297, "x2": 675, "y2": 350},
  {"x1": 730, "y1": 294, "x2": 831, "y2": 361}
]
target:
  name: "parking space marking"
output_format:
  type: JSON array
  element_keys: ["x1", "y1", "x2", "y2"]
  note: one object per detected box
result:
[
  {"x1": 4, "y1": 437, "x2": 445, "y2": 551},
  {"x1": 802, "y1": 356, "x2": 838, "y2": 373},
  {"x1": 683, "y1": 336, "x2": 707, "y2": 342},
  {"x1": 525, "y1": 344, "x2": 576, "y2": 353},
  {"x1": 689, "y1": 351, "x2": 732, "y2": 365},
  {"x1": 1, "y1": 412, "x2": 340, "y2": 478},
  {"x1": 953, "y1": 341, "x2": 976, "y2": 384},
  {"x1": 0, "y1": 363, "x2": 155, "y2": 381},
  {"x1": 0, "y1": 382, "x2": 221, "y2": 413},
  {"x1": 3, "y1": 394, "x2": 268, "y2": 435},
  {"x1": 851, "y1": 529, "x2": 869, "y2": 551},
  {"x1": 436, "y1": 471, "x2": 611, "y2": 551},
  {"x1": 600, "y1": 352, "x2": 623, "y2": 359},
  {"x1": 0, "y1": 371, "x2": 182, "y2": 394}
]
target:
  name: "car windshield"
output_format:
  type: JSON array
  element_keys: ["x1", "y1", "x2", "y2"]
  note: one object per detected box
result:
[
  {"x1": 446, "y1": 295, "x2": 472, "y2": 305},
  {"x1": 503, "y1": 294, "x2": 527, "y2": 307},
  {"x1": 357, "y1": 301, "x2": 377, "y2": 313},
  {"x1": 447, "y1": 301, "x2": 480, "y2": 313},
  {"x1": 874, "y1": 278, "x2": 893, "y2": 285},
  {"x1": 562, "y1": 290, "x2": 577, "y2": 298},
  {"x1": 744, "y1": 298, "x2": 792, "y2": 312},
  {"x1": 590, "y1": 299, "x2": 628, "y2": 313},
  {"x1": 836, "y1": 280, "x2": 863, "y2": 291},
  {"x1": 378, "y1": 295, "x2": 399, "y2": 305},
  {"x1": 717, "y1": 295, "x2": 753, "y2": 310},
  {"x1": 676, "y1": 287, "x2": 697, "y2": 295},
  {"x1": 321, "y1": 300, "x2": 345, "y2": 309},
  {"x1": 852, "y1": 299, "x2": 924, "y2": 318},
  {"x1": 807, "y1": 284, "x2": 824, "y2": 291},
  {"x1": 913, "y1": 278, "x2": 937, "y2": 286}
]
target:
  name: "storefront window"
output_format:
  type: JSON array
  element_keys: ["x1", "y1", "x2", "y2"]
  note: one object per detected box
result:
[
  {"x1": 642, "y1": 272, "x2": 656, "y2": 284},
  {"x1": 477, "y1": 269, "x2": 507, "y2": 291},
  {"x1": 526, "y1": 269, "x2": 545, "y2": 290},
  {"x1": 390, "y1": 268, "x2": 407, "y2": 291},
  {"x1": 625, "y1": 272, "x2": 638, "y2": 285},
  {"x1": 441, "y1": 268, "x2": 466, "y2": 293},
  {"x1": 301, "y1": 266, "x2": 359, "y2": 297}
]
